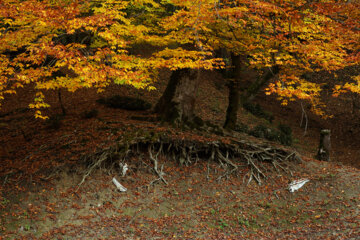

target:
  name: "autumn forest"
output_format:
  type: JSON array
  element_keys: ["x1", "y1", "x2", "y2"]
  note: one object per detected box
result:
[{"x1": 0, "y1": 0, "x2": 360, "y2": 239}]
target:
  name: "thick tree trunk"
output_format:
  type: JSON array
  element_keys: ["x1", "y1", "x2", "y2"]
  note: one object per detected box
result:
[
  {"x1": 155, "y1": 68, "x2": 199, "y2": 125},
  {"x1": 223, "y1": 54, "x2": 246, "y2": 130},
  {"x1": 223, "y1": 53, "x2": 279, "y2": 130},
  {"x1": 224, "y1": 80, "x2": 241, "y2": 130},
  {"x1": 316, "y1": 129, "x2": 331, "y2": 161}
]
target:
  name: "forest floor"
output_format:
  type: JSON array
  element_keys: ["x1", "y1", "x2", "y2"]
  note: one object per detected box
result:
[
  {"x1": 1, "y1": 156, "x2": 359, "y2": 239},
  {"x1": 0, "y1": 69, "x2": 359, "y2": 239}
]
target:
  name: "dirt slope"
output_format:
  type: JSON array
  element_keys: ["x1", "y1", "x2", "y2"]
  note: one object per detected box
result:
[{"x1": 0, "y1": 69, "x2": 359, "y2": 239}]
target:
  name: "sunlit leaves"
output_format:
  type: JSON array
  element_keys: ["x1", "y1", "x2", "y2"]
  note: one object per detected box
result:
[
  {"x1": 28, "y1": 92, "x2": 50, "y2": 119},
  {"x1": 0, "y1": 0, "x2": 170, "y2": 117},
  {"x1": 0, "y1": 0, "x2": 359, "y2": 118}
]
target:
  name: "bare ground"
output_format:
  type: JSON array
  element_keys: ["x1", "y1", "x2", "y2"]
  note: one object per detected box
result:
[{"x1": 1, "y1": 156, "x2": 359, "y2": 239}]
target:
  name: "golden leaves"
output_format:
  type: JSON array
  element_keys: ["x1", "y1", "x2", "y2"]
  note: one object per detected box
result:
[
  {"x1": 152, "y1": 47, "x2": 223, "y2": 70},
  {"x1": 28, "y1": 92, "x2": 50, "y2": 119},
  {"x1": 0, "y1": 0, "x2": 359, "y2": 118}
]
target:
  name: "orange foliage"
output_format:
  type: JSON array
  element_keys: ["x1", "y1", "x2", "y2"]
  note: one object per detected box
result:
[{"x1": 0, "y1": 0, "x2": 359, "y2": 117}]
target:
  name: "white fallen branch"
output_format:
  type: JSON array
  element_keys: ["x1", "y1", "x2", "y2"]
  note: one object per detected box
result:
[
  {"x1": 288, "y1": 178, "x2": 309, "y2": 192},
  {"x1": 112, "y1": 177, "x2": 127, "y2": 192}
]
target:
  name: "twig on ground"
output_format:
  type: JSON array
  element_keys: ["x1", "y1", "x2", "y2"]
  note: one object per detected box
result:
[
  {"x1": 76, "y1": 150, "x2": 110, "y2": 191},
  {"x1": 127, "y1": 208, "x2": 143, "y2": 227}
]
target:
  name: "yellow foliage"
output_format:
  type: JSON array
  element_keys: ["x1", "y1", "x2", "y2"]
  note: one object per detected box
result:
[{"x1": 0, "y1": 0, "x2": 359, "y2": 118}]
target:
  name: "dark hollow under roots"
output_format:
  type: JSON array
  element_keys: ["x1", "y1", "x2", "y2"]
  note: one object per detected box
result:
[{"x1": 77, "y1": 129, "x2": 302, "y2": 189}]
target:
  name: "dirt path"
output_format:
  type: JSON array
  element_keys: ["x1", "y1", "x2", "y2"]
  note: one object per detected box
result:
[{"x1": 1, "y1": 158, "x2": 359, "y2": 240}]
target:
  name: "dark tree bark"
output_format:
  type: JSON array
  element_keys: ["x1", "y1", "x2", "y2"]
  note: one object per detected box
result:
[
  {"x1": 223, "y1": 54, "x2": 247, "y2": 130},
  {"x1": 155, "y1": 68, "x2": 199, "y2": 125},
  {"x1": 223, "y1": 52, "x2": 279, "y2": 130},
  {"x1": 316, "y1": 129, "x2": 331, "y2": 161},
  {"x1": 224, "y1": 79, "x2": 241, "y2": 130}
]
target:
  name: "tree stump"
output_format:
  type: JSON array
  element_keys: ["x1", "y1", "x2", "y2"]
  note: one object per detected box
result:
[{"x1": 316, "y1": 129, "x2": 331, "y2": 161}]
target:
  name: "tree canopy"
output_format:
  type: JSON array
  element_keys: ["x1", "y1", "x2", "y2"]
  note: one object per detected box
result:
[{"x1": 0, "y1": 0, "x2": 359, "y2": 118}]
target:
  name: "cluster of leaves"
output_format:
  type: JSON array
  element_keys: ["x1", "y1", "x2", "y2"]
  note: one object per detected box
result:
[
  {"x1": 0, "y1": 0, "x2": 359, "y2": 117},
  {"x1": 0, "y1": 0, "x2": 222, "y2": 118}
]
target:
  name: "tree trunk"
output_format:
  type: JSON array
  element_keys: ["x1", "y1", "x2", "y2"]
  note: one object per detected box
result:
[
  {"x1": 224, "y1": 80, "x2": 240, "y2": 130},
  {"x1": 316, "y1": 129, "x2": 331, "y2": 161},
  {"x1": 224, "y1": 52, "x2": 279, "y2": 130},
  {"x1": 223, "y1": 54, "x2": 246, "y2": 130},
  {"x1": 155, "y1": 68, "x2": 199, "y2": 125}
]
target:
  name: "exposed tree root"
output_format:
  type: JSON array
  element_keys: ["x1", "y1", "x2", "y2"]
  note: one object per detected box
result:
[
  {"x1": 77, "y1": 128, "x2": 302, "y2": 189},
  {"x1": 148, "y1": 145, "x2": 168, "y2": 185}
]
